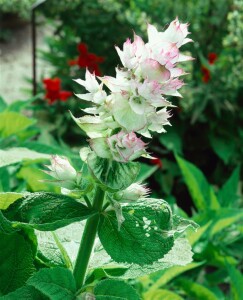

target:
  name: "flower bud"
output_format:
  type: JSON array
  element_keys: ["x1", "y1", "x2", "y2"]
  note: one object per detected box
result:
[
  {"x1": 107, "y1": 131, "x2": 147, "y2": 162},
  {"x1": 90, "y1": 131, "x2": 147, "y2": 162},
  {"x1": 113, "y1": 183, "x2": 150, "y2": 203},
  {"x1": 43, "y1": 155, "x2": 77, "y2": 189}
]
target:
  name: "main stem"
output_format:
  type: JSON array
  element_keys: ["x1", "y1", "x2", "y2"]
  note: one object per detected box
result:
[{"x1": 73, "y1": 186, "x2": 105, "y2": 288}]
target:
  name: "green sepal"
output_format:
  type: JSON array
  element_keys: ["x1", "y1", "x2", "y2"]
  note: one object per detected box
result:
[{"x1": 87, "y1": 152, "x2": 140, "y2": 191}]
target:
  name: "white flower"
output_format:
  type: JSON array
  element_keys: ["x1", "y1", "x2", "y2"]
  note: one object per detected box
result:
[{"x1": 74, "y1": 69, "x2": 106, "y2": 104}]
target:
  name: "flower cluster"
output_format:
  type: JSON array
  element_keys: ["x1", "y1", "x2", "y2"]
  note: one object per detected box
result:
[
  {"x1": 43, "y1": 78, "x2": 72, "y2": 104},
  {"x1": 201, "y1": 52, "x2": 218, "y2": 83},
  {"x1": 69, "y1": 43, "x2": 104, "y2": 76},
  {"x1": 72, "y1": 19, "x2": 193, "y2": 162}
]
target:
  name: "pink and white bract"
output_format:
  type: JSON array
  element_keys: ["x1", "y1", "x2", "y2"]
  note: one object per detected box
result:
[{"x1": 73, "y1": 18, "x2": 193, "y2": 162}]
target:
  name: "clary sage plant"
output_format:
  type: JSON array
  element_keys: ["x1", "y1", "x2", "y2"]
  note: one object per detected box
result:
[{"x1": 1, "y1": 19, "x2": 198, "y2": 299}]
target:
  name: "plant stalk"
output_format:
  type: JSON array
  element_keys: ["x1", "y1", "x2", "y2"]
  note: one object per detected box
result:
[{"x1": 73, "y1": 186, "x2": 105, "y2": 288}]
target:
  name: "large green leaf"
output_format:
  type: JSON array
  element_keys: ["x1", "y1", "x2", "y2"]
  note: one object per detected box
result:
[
  {"x1": 3, "y1": 192, "x2": 94, "y2": 231},
  {"x1": 0, "y1": 286, "x2": 47, "y2": 300},
  {"x1": 27, "y1": 267, "x2": 76, "y2": 300},
  {"x1": 98, "y1": 199, "x2": 174, "y2": 265},
  {"x1": 218, "y1": 166, "x2": 241, "y2": 207},
  {"x1": 88, "y1": 153, "x2": 140, "y2": 191},
  {"x1": 94, "y1": 279, "x2": 140, "y2": 300},
  {"x1": 176, "y1": 155, "x2": 220, "y2": 211},
  {"x1": 0, "y1": 148, "x2": 50, "y2": 168},
  {"x1": 0, "y1": 112, "x2": 35, "y2": 138},
  {"x1": 0, "y1": 232, "x2": 35, "y2": 295}
]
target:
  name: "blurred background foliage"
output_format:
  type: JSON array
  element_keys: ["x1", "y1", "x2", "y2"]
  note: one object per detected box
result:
[{"x1": 0, "y1": 0, "x2": 242, "y2": 299}]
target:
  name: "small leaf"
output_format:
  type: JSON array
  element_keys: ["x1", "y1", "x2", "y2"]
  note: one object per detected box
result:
[
  {"x1": 98, "y1": 199, "x2": 174, "y2": 265},
  {"x1": 88, "y1": 153, "x2": 140, "y2": 191},
  {"x1": 0, "y1": 148, "x2": 50, "y2": 168},
  {"x1": 176, "y1": 155, "x2": 220, "y2": 211},
  {"x1": 27, "y1": 267, "x2": 76, "y2": 300},
  {"x1": 0, "y1": 112, "x2": 35, "y2": 138},
  {"x1": 94, "y1": 279, "x2": 140, "y2": 300},
  {"x1": 0, "y1": 232, "x2": 35, "y2": 295},
  {"x1": 218, "y1": 166, "x2": 241, "y2": 207},
  {"x1": 4, "y1": 192, "x2": 95, "y2": 231}
]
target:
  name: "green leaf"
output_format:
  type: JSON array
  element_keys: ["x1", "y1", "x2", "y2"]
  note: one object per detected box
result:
[
  {"x1": 207, "y1": 208, "x2": 243, "y2": 237},
  {"x1": 142, "y1": 262, "x2": 202, "y2": 297},
  {"x1": 176, "y1": 278, "x2": 219, "y2": 300},
  {"x1": 143, "y1": 289, "x2": 183, "y2": 300},
  {"x1": 0, "y1": 286, "x2": 47, "y2": 300},
  {"x1": 209, "y1": 134, "x2": 235, "y2": 164},
  {"x1": 4, "y1": 192, "x2": 95, "y2": 231},
  {"x1": 176, "y1": 155, "x2": 220, "y2": 211},
  {"x1": 98, "y1": 199, "x2": 174, "y2": 265},
  {"x1": 0, "y1": 232, "x2": 35, "y2": 295},
  {"x1": 0, "y1": 148, "x2": 50, "y2": 168},
  {"x1": 218, "y1": 166, "x2": 241, "y2": 207},
  {"x1": 0, "y1": 193, "x2": 24, "y2": 210},
  {"x1": 0, "y1": 167, "x2": 10, "y2": 192},
  {"x1": 94, "y1": 279, "x2": 140, "y2": 300},
  {"x1": 88, "y1": 153, "x2": 140, "y2": 191},
  {"x1": 137, "y1": 163, "x2": 158, "y2": 182},
  {"x1": 0, "y1": 112, "x2": 35, "y2": 138},
  {"x1": 17, "y1": 166, "x2": 59, "y2": 192},
  {"x1": 27, "y1": 267, "x2": 76, "y2": 300},
  {"x1": 0, "y1": 211, "x2": 18, "y2": 234},
  {"x1": 227, "y1": 263, "x2": 243, "y2": 300},
  {"x1": 90, "y1": 237, "x2": 194, "y2": 280},
  {"x1": 0, "y1": 97, "x2": 7, "y2": 112},
  {"x1": 159, "y1": 125, "x2": 183, "y2": 154}
]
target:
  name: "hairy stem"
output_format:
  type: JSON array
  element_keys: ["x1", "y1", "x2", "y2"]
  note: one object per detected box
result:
[{"x1": 73, "y1": 186, "x2": 105, "y2": 288}]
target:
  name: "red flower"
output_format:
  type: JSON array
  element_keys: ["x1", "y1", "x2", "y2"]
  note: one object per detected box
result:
[
  {"x1": 208, "y1": 52, "x2": 217, "y2": 64},
  {"x1": 43, "y1": 78, "x2": 72, "y2": 104},
  {"x1": 150, "y1": 157, "x2": 163, "y2": 169},
  {"x1": 201, "y1": 66, "x2": 211, "y2": 83},
  {"x1": 69, "y1": 43, "x2": 104, "y2": 76}
]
